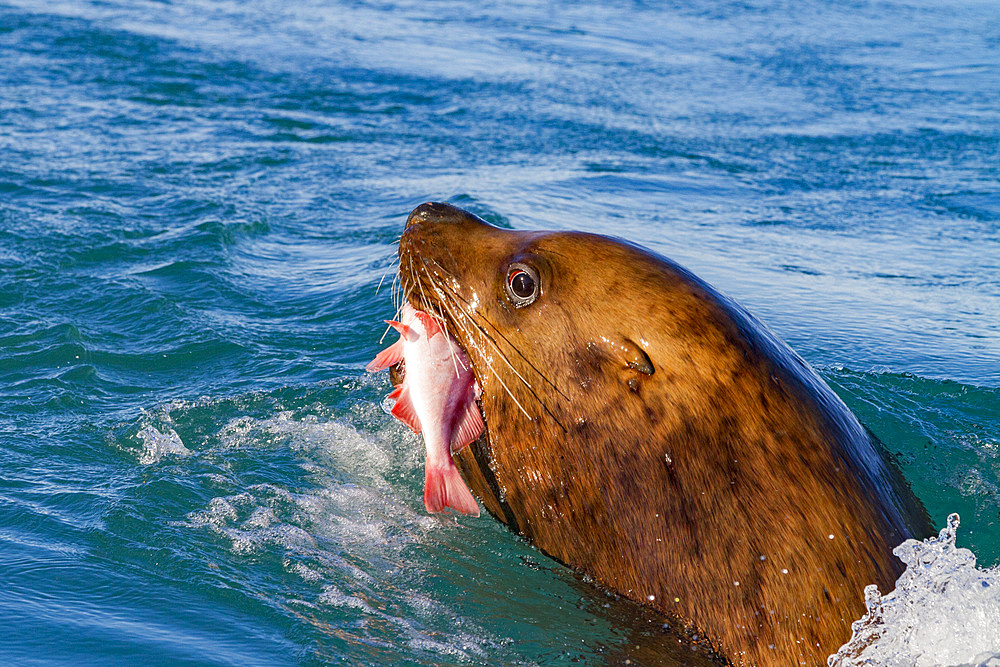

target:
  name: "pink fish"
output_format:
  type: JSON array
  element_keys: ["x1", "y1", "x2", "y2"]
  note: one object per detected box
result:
[{"x1": 367, "y1": 304, "x2": 483, "y2": 516}]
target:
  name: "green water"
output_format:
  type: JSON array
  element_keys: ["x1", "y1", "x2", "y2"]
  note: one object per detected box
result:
[{"x1": 1, "y1": 0, "x2": 998, "y2": 663}]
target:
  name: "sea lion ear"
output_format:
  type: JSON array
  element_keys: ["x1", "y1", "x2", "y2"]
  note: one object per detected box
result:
[{"x1": 621, "y1": 338, "x2": 654, "y2": 376}]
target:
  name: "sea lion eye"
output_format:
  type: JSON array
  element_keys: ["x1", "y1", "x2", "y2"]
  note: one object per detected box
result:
[{"x1": 506, "y1": 263, "x2": 539, "y2": 307}]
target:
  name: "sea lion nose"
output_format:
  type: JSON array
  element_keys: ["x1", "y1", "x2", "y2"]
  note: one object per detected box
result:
[{"x1": 405, "y1": 202, "x2": 480, "y2": 229}]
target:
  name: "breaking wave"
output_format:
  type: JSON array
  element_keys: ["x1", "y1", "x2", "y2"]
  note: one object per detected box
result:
[{"x1": 830, "y1": 514, "x2": 1000, "y2": 666}]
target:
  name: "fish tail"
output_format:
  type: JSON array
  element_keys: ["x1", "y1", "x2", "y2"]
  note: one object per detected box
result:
[{"x1": 424, "y1": 463, "x2": 480, "y2": 517}]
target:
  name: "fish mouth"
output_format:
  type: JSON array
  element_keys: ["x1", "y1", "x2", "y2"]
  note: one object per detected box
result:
[{"x1": 387, "y1": 358, "x2": 406, "y2": 387}]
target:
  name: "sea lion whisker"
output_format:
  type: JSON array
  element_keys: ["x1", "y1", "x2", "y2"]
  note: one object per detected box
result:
[
  {"x1": 411, "y1": 269, "x2": 528, "y2": 417},
  {"x1": 417, "y1": 262, "x2": 464, "y2": 379},
  {"x1": 418, "y1": 276, "x2": 567, "y2": 432},
  {"x1": 425, "y1": 266, "x2": 475, "y2": 380},
  {"x1": 416, "y1": 258, "x2": 535, "y2": 388},
  {"x1": 390, "y1": 263, "x2": 399, "y2": 310},
  {"x1": 414, "y1": 257, "x2": 528, "y2": 384},
  {"x1": 433, "y1": 274, "x2": 570, "y2": 409},
  {"x1": 437, "y1": 302, "x2": 470, "y2": 376},
  {"x1": 419, "y1": 256, "x2": 570, "y2": 402},
  {"x1": 467, "y1": 310, "x2": 571, "y2": 401},
  {"x1": 430, "y1": 283, "x2": 493, "y2": 382},
  {"x1": 392, "y1": 272, "x2": 399, "y2": 310},
  {"x1": 427, "y1": 274, "x2": 565, "y2": 428},
  {"x1": 378, "y1": 295, "x2": 406, "y2": 345},
  {"x1": 436, "y1": 280, "x2": 533, "y2": 384},
  {"x1": 396, "y1": 273, "x2": 404, "y2": 312},
  {"x1": 413, "y1": 259, "x2": 452, "y2": 340},
  {"x1": 407, "y1": 250, "x2": 565, "y2": 429},
  {"x1": 476, "y1": 344, "x2": 532, "y2": 419},
  {"x1": 375, "y1": 251, "x2": 400, "y2": 298},
  {"x1": 380, "y1": 265, "x2": 410, "y2": 344},
  {"x1": 412, "y1": 257, "x2": 434, "y2": 317}
]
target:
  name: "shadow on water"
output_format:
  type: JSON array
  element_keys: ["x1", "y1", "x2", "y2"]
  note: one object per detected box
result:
[{"x1": 565, "y1": 576, "x2": 729, "y2": 666}]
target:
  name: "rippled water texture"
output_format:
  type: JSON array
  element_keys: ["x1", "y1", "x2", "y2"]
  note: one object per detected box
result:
[{"x1": 1, "y1": 1, "x2": 998, "y2": 664}]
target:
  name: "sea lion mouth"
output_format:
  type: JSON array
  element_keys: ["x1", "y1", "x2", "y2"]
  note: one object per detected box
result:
[
  {"x1": 396, "y1": 233, "x2": 487, "y2": 408},
  {"x1": 398, "y1": 242, "x2": 535, "y2": 426},
  {"x1": 396, "y1": 203, "x2": 566, "y2": 430},
  {"x1": 386, "y1": 203, "x2": 558, "y2": 527},
  {"x1": 382, "y1": 203, "x2": 473, "y2": 389}
]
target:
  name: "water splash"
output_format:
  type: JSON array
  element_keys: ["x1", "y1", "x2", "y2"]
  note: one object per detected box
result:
[
  {"x1": 136, "y1": 425, "x2": 191, "y2": 464},
  {"x1": 829, "y1": 514, "x2": 1000, "y2": 666},
  {"x1": 129, "y1": 400, "x2": 197, "y2": 464}
]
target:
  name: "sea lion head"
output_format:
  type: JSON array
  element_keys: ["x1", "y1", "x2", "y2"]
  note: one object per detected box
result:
[
  {"x1": 396, "y1": 201, "x2": 926, "y2": 666},
  {"x1": 399, "y1": 200, "x2": 733, "y2": 423}
]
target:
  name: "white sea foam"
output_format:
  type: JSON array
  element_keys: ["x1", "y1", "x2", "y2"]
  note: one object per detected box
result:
[
  {"x1": 185, "y1": 408, "x2": 435, "y2": 556},
  {"x1": 130, "y1": 399, "x2": 202, "y2": 464},
  {"x1": 217, "y1": 410, "x2": 401, "y2": 483},
  {"x1": 830, "y1": 514, "x2": 1000, "y2": 667},
  {"x1": 181, "y1": 409, "x2": 496, "y2": 661},
  {"x1": 185, "y1": 483, "x2": 320, "y2": 555}
]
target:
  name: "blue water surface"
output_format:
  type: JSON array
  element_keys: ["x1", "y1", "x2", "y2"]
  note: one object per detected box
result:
[{"x1": 1, "y1": 0, "x2": 998, "y2": 664}]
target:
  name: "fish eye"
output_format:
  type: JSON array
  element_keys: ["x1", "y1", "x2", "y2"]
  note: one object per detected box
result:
[{"x1": 505, "y1": 263, "x2": 539, "y2": 307}]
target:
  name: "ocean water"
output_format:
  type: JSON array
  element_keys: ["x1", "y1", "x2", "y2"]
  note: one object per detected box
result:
[{"x1": 1, "y1": 0, "x2": 999, "y2": 664}]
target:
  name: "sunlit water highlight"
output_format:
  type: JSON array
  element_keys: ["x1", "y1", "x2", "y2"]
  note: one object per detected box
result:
[{"x1": 1, "y1": 0, "x2": 999, "y2": 664}]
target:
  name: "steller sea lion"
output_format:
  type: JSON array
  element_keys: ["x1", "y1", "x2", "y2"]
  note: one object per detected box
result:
[{"x1": 380, "y1": 201, "x2": 931, "y2": 666}]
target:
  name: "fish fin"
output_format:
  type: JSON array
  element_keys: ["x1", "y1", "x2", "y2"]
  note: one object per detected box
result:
[
  {"x1": 386, "y1": 319, "x2": 412, "y2": 338},
  {"x1": 424, "y1": 464, "x2": 480, "y2": 517},
  {"x1": 414, "y1": 311, "x2": 442, "y2": 338},
  {"x1": 450, "y1": 401, "x2": 484, "y2": 454},
  {"x1": 387, "y1": 384, "x2": 403, "y2": 400},
  {"x1": 366, "y1": 338, "x2": 404, "y2": 372},
  {"x1": 390, "y1": 386, "x2": 421, "y2": 434}
]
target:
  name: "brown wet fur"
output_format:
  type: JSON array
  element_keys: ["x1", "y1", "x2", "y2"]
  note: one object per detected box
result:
[{"x1": 397, "y1": 202, "x2": 931, "y2": 667}]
